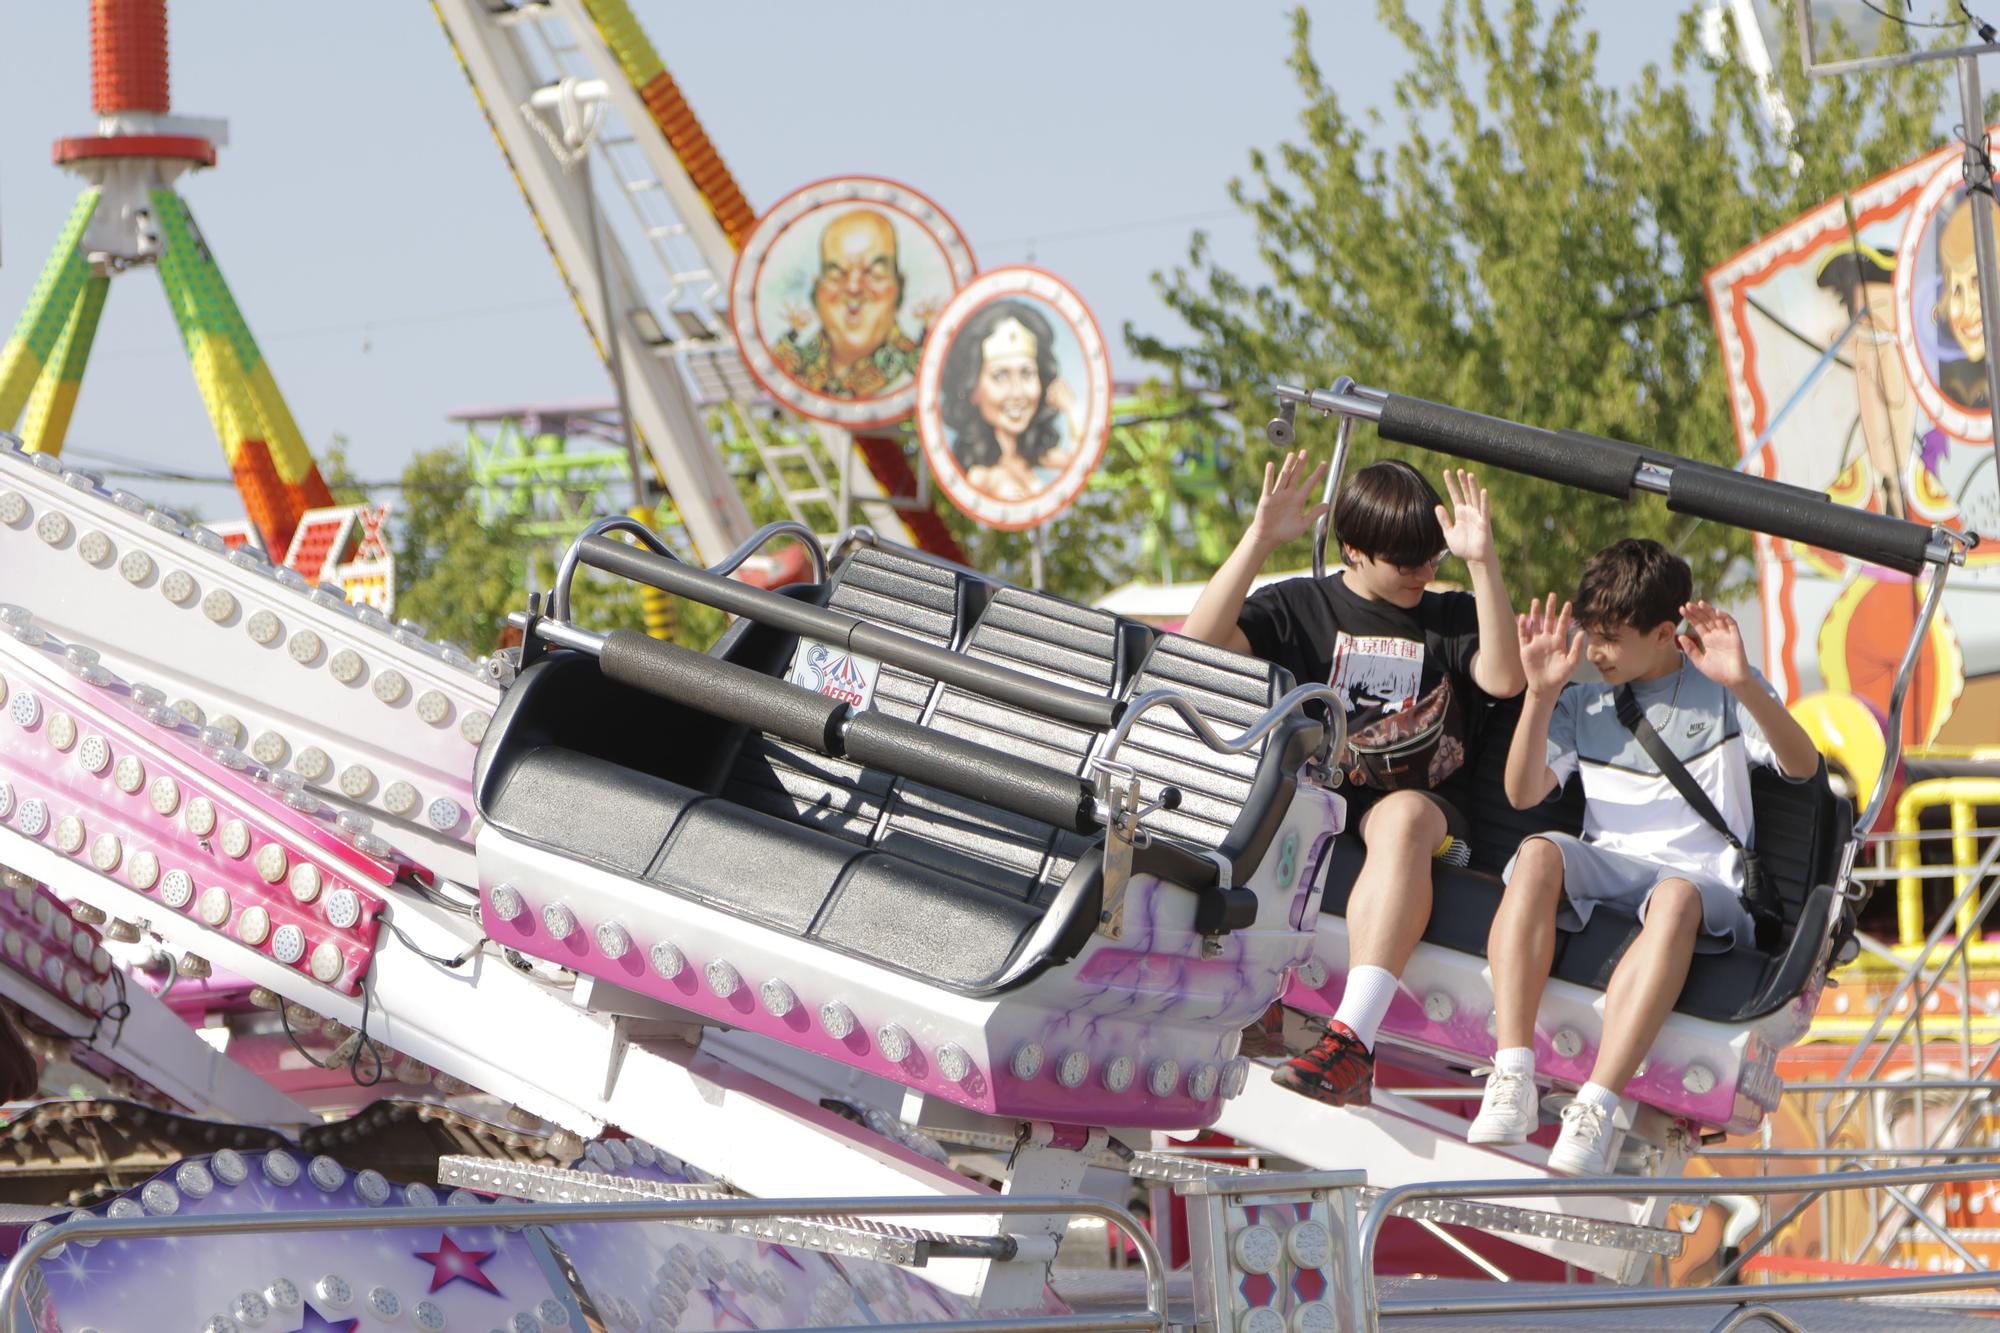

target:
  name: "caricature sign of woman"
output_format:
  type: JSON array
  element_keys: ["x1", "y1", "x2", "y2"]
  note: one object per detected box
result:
[{"x1": 916, "y1": 267, "x2": 1110, "y2": 530}]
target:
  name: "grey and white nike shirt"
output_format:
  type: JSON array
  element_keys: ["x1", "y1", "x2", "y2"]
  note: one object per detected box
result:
[{"x1": 1546, "y1": 662, "x2": 1803, "y2": 891}]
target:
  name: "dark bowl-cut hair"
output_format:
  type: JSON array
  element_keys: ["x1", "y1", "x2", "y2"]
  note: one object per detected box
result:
[
  {"x1": 943, "y1": 300, "x2": 1065, "y2": 472},
  {"x1": 1575, "y1": 538, "x2": 1691, "y2": 633},
  {"x1": 1333, "y1": 460, "x2": 1447, "y2": 568}
]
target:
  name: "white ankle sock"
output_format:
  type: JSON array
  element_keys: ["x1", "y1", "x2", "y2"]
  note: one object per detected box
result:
[
  {"x1": 1332, "y1": 966, "x2": 1398, "y2": 1051},
  {"x1": 1494, "y1": 1046, "x2": 1535, "y2": 1077},
  {"x1": 1577, "y1": 1081, "x2": 1621, "y2": 1115}
]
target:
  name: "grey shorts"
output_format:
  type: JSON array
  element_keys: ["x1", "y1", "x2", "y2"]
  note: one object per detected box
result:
[{"x1": 1504, "y1": 832, "x2": 1753, "y2": 954}]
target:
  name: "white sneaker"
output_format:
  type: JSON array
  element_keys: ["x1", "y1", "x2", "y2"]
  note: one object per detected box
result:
[
  {"x1": 1466, "y1": 1069, "x2": 1537, "y2": 1145},
  {"x1": 1546, "y1": 1100, "x2": 1617, "y2": 1176}
]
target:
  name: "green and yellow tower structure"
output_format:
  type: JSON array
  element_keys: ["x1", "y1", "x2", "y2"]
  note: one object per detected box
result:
[{"x1": 0, "y1": 0, "x2": 333, "y2": 555}]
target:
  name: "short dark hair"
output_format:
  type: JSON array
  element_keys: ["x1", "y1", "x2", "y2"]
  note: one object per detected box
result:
[
  {"x1": 1333, "y1": 460, "x2": 1446, "y2": 568},
  {"x1": 1575, "y1": 538, "x2": 1691, "y2": 633}
]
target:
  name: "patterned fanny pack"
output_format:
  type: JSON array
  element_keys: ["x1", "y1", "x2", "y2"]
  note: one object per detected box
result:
[{"x1": 1342, "y1": 678, "x2": 1467, "y2": 792}]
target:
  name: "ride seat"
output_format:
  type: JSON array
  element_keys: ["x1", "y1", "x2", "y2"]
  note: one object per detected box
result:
[
  {"x1": 1119, "y1": 633, "x2": 1314, "y2": 899},
  {"x1": 722, "y1": 547, "x2": 970, "y2": 843},
  {"x1": 1318, "y1": 695, "x2": 1850, "y2": 1023},
  {"x1": 478, "y1": 547, "x2": 1316, "y2": 996}
]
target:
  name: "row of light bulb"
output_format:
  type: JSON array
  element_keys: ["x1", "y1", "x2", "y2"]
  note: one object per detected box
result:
[
  {"x1": 1298, "y1": 955, "x2": 1721, "y2": 1098},
  {"x1": 0, "y1": 880, "x2": 114, "y2": 1015},
  {"x1": 0, "y1": 444, "x2": 489, "y2": 679},
  {"x1": 1228, "y1": 1214, "x2": 1341, "y2": 1333},
  {"x1": 1, "y1": 466, "x2": 493, "y2": 837},
  {"x1": 0, "y1": 658, "x2": 378, "y2": 991},
  {"x1": 488, "y1": 884, "x2": 1250, "y2": 1103},
  {"x1": 25, "y1": 1147, "x2": 511, "y2": 1333}
]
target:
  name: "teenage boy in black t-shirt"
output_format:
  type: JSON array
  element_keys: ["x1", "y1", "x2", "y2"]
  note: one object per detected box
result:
[{"x1": 1185, "y1": 455, "x2": 1525, "y2": 1106}]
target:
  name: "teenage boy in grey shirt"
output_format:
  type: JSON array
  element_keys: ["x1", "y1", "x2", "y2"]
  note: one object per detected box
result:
[{"x1": 1465, "y1": 539, "x2": 1818, "y2": 1174}]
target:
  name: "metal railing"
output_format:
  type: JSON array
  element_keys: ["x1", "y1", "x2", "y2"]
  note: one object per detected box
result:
[
  {"x1": 0, "y1": 1195, "x2": 1166, "y2": 1333},
  {"x1": 1362, "y1": 1166, "x2": 2000, "y2": 1321},
  {"x1": 550, "y1": 514, "x2": 827, "y2": 622}
]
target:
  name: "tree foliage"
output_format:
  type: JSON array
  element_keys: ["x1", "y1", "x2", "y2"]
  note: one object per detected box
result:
[
  {"x1": 1133, "y1": 0, "x2": 1953, "y2": 600},
  {"x1": 942, "y1": 387, "x2": 1258, "y2": 602},
  {"x1": 388, "y1": 446, "x2": 537, "y2": 653}
]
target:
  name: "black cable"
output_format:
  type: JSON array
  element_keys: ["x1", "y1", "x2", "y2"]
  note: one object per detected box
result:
[
  {"x1": 1857, "y1": 0, "x2": 1969, "y2": 29},
  {"x1": 14, "y1": 970, "x2": 133, "y2": 1049},
  {"x1": 1957, "y1": 123, "x2": 1998, "y2": 199},
  {"x1": 383, "y1": 916, "x2": 485, "y2": 969},
  {"x1": 1961, "y1": 1, "x2": 2000, "y2": 43},
  {"x1": 278, "y1": 981, "x2": 385, "y2": 1087}
]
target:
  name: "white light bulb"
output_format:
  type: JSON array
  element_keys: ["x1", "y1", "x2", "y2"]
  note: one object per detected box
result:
[
  {"x1": 541, "y1": 901, "x2": 575, "y2": 940},
  {"x1": 649, "y1": 940, "x2": 685, "y2": 979},
  {"x1": 595, "y1": 919, "x2": 631, "y2": 959},
  {"x1": 876, "y1": 1022, "x2": 912, "y2": 1062},
  {"x1": 819, "y1": 1000, "x2": 855, "y2": 1038},
  {"x1": 759, "y1": 977, "x2": 796, "y2": 1017},
  {"x1": 1057, "y1": 1049, "x2": 1090, "y2": 1088}
]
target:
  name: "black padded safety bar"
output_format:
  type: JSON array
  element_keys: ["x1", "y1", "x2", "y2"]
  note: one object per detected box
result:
[
  {"x1": 1376, "y1": 395, "x2": 1643, "y2": 498},
  {"x1": 844, "y1": 711, "x2": 1098, "y2": 834},
  {"x1": 1375, "y1": 393, "x2": 1939, "y2": 575},
  {"x1": 1664, "y1": 467, "x2": 1932, "y2": 575},
  {"x1": 580, "y1": 535, "x2": 1121, "y2": 730},
  {"x1": 599, "y1": 629, "x2": 848, "y2": 754},
  {"x1": 597, "y1": 630, "x2": 1098, "y2": 837}
]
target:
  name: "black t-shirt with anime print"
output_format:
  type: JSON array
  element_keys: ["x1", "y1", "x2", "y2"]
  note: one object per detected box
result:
[{"x1": 1237, "y1": 572, "x2": 1482, "y2": 791}]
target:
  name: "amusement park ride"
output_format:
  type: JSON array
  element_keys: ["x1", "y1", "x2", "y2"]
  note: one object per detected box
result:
[{"x1": 6, "y1": 1, "x2": 2000, "y2": 1330}]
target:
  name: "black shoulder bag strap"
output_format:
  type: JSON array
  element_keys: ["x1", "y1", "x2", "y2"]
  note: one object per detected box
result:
[{"x1": 1613, "y1": 684, "x2": 1783, "y2": 950}]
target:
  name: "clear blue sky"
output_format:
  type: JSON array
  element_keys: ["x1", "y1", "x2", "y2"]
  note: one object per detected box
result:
[{"x1": 0, "y1": 2, "x2": 1719, "y2": 519}]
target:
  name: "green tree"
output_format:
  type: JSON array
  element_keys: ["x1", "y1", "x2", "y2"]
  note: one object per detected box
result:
[
  {"x1": 384, "y1": 444, "x2": 718, "y2": 656},
  {"x1": 940, "y1": 387, "x2": 1257, "y2": 602},
  {"x1": 388, "y1": 446, "x2": 532, "y2": 653},
  {"x1": 317, "y1": 434, "x2": 369, "y2": 507},
  {"x1": 1133, "y1": 0, "x2": 1952, "y2": 600}
]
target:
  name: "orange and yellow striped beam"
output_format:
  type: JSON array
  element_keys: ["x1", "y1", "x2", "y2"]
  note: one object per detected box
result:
[
  {"x1": 573, "y1": 0, "x2": 756, "y2": 248},
  {"x1": 151, "y1": 188, "x2": 330, "y2": 554},
  {"x1": 0, "y1": 190, "x2": 102, "y2": 433}
]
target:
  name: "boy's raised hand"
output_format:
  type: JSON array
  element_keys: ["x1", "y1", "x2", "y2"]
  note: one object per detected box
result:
[
  {"x1": 1517, "y1": 594, "x2": 1582, "y2": 695},
  {"x1": 1247, "y1": 450, "x2": 1330, "y2": 550},
  {"x1": 1435, "y1": 469, "x2": 1494, "y2": 566},
  {"x1": 1679, "y1": 600, "x2": 1752, "y2": 690}
]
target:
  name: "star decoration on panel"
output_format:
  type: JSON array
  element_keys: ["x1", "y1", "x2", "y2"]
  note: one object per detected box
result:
[
  {"x1": 700, "y1": 1279, "x2": 758, "y2": 1328},
  {"x1": 412, "y1": 1231, "x2": 501, "y2": 1295},
  {"x1": 286, "y1": 1306, "x2": 360, "y2": 1333}
]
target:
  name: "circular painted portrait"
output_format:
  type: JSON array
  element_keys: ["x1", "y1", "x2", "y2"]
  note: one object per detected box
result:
[
  {"x1": 915, "y1": 267, "x2": 1112, "y2": 531},
  {"x1": 729, "y1": 176, "x2": 977, "y2": 430},
  {"x1": 1896, "y1": 159, "x2": 2000, "y2": 442}
]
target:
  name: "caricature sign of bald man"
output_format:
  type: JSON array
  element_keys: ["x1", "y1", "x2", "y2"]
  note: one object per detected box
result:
[{"x1": 772, "y1": 208, "x2": 923, "y2": 400}]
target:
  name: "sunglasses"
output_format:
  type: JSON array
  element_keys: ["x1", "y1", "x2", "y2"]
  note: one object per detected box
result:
[{"x1": 1383, "y1": 551, "x2": 1447, "y2": 576}]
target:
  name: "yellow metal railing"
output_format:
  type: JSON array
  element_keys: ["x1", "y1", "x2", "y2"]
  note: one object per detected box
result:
[{"x1": 1893, "y1": 777, "x2": 2000, "y2": 958}]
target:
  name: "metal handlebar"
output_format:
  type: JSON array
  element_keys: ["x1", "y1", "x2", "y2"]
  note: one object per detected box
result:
[
  {"x1": 551, "y1": 517, "x2": 828, "y2": 623},
  {"x1": 829, "y1": 523, "x2": 882, "y2": 569},
  {"x1": 1840, "y1": 552, "x2": 1955, "y2": 898},
  {"x1": 1100, "y1": 684, "x2": 1345, "y2": 774},
  {"x1": 1305, "y1": 375, "x2": 1356, "y2": 580}
]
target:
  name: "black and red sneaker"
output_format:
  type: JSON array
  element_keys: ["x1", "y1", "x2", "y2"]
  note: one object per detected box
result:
[{"x1": 1271, "y1": 1020, "x2": 1374, "y2": 1107}]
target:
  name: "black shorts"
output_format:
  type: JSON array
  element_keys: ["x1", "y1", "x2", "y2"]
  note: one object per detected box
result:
[{"x1": 1341, "y1": 780, "x2": 1471, "y2": 850}]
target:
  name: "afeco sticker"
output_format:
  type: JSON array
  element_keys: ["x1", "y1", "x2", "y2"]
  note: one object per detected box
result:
[{"x1": 789, "y1": 639, "x2": 881, "y2": 711}]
